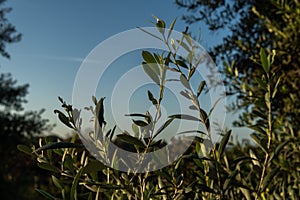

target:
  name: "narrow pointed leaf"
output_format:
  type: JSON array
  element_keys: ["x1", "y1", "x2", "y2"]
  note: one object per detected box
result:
[
  {"x1": 156, "y1": 19, "x2": 166, "y2": 34},
  {"x1": 177, "y1": 39, "x2": 191, "y2": 52},
  {"x1": 142, "y1": 52, "x2": 160, "y2": 75},
  {"x1": 252, "y1": 109, "x2": 267, "y2": 120},
  {"x1": 200, "y1": 109, "x2": 210, "y2": 130},
  {"x1": 17, "y1": 144, "x2": 32, "y2": 155},
  {"x1": 35, "y1": 189, "x2": 56, "y2": 200},
  {"x1": 116, "y1": 134, "x2": 145, "y2": 148},
  {"x1": 197, "y1": 81, "x2": 206, "y2": 97},
  {"x1": 70, "y1": 168, "x2": 83, "y2": 200},
  {"x1": 125, "y1": 113, "x2": 151, "y2": 121},
  {"x1": 133, "y1": 120, "x2": 149, "y2": 127},
  {"x1": 260, "y1": 48, "x2": 269, "y2": 73},
  {"x1": 189, "y1": 105, "x2": 198, "y2": 110},
  {"x1": 153, "y1": 118, "x2": 175, "y2": 139},
  {"x1": 208, "y1": 97, "x2": 222, "y2": 118},
  {"x1": 95, "y1": 97, "x2": 106, "y2": 128},
  {"x1": 250, "y1": 133, "x2": 267, "y2": 153},
  {"x1": 274, "y1": 140, "x2": 289, "y2": 157},
  {"x1": 132, "y1": 123, "x2": 139, "y2": 137},
  {"x1": 148, "y1": 90, "x2": 158, "y2": 105},
  {"x1": 143, "y1": 63, "x2": 160, "y2": 84},
  {"x1": 183, "y1": 33, "x2": 193, "y2": 46},
  {"x1": 138, "y1": 27, "x2": 163, "y2": 41},
  {"x1": 180, "y1": 90, "x2": 192, "y2": 100},
  {"x1": 54, "y1": 110, "x2": 74, "y2": 129},
  {"x1": 261, "y1": 167, "x2": 280, "y2": 192},
  {"x1": 177, "y1": 130, "x2": 206, "y2": 135},
  {"x1": 38, "y1": 163, "x2": 60, "y2": 173},
  {"x1": 248, "y1": 125, "x2": 266, "y2": 135},
  {"x1": 169, "y1": 114, "x2": 200, "y2": 122},
  {"x1": 180, "y1": 74, "x2": 190, "y2": 89},
  {"x1": 82, "y1": 160, "x2": 104, "y2": 174},
  {"x1": 255, "y1": 77, "x2": 267, "y2": 90},
  {"x1": 52, "y1": 175, "x2": 63, "y2": 190},
  {"x1": 142, "y1": 51, "x2": 156, "y2": 63},
  {"x1": 34, "y1": 142, "x2": 84, "y2": 153},
  {"x1": 249, "y1": 149, "x2": 260, "y2": 166},
  {"x1": 175, "y1": 59, "x2": 188, "y2": 69},
  {"x1": 167, "y1": 18, "x2": 177, "y2": 40},
  {"x1": 218, "y1": 130, "x2": 232, "y2": 157}
]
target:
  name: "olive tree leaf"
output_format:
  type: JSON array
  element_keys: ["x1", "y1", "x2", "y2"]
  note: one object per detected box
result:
[
  {"x1": 133, "y1": 120, "x2": 149, "y2": 127},
  {"x1": 250, "y1": 133, "x2": 267, "y2": 154},
  {"x1": 34, "y1": 142, "x2": 84, "y2": 153},
  {"x1": 35, "y1": 189, "x2": 56, "y2": 200},
  {"x1": 261, "y1": 167, "x2": 280, "y2": 192},
  {"x1": 54, "y1": 110, "x2": 74, "y2": 129},
  {"x1": 175, "y1": 59, "x2": 188, "y2": 69},
  {"x1": 17, "y1": 144, "x2": 32, "y2": 155},
  {"x1": 142, "y1": 62, "x2": 160, "y2": 84},
  {"x1": 167, "y1": 17, "x2": 177, "y2": 40},
  {"x1": 260, "y1": 48, "x2": 270, "y2": 74},
  {"x1": 148, "y1": 90, "x2": 158, "y2": 105},
  {"x1": 218, "y1": 130, "x2": 232, "y2": 157},
  {"x1": 116, "y1": 134, "x2": 145, "y2": 148},
  {"x1": 71, "y1": 168, "x2": 83, "y2": 200},
  {"x1": 38, "y1": 163, "x2": 60, "y2": 173},
  {"x1": 95, "y1": 97, "x2": 106, "y2": 128},
  {"x1": 180, "y1": 74, "x2": 191, "y2": 89},
  {"x1": 142, "y1": 51, "x2": 160, "y2": 75},
  {"x1": 153, "y1": 118, "x2": 175, "y2": 139},
  {"x1": 156, "y1": 19, "x2": 166, "y2": 34},
  {"x1": 197, "y1": 81, "x2": 206, "y2": 97}
]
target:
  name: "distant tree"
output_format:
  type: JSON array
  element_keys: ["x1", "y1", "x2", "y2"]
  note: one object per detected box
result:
[
  {"x1": 175, "y1": 0, "x2": 300, "y2": 134},
  {"x1": 0, "y1": 0, "x2": 52, "y2": 199}
]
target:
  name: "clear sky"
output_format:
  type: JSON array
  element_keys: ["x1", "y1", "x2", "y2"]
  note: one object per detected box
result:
[{"x1": 2, "y1": 0, "x2": 244, "y2": 140}]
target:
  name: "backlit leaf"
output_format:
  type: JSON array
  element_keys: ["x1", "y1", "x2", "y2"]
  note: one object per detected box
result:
[
  {"x1": 167, "y1": 17, "x2": 177, "y2": 40},
  {"x1": 180, "y1": 74, "x2": 191, "y2": 89},
  {"x1": 143, "y1": 63, "x2": 160, "y2": 84},
  {"x1": 153, "y1": 118, "x2": 175, "y2": 139},
  {"x1": 54, "y1": 110, "x2": 74, "y2": 129},
  {"x1": 52, "y1": 175, "x2": 63, "y2": 190},
  {"x1": 197, "y1": 81, "x2": 206, "y2": 97},
  {"x1": 260, "y1": 48, "x2": 270, "y2": 73},
  {"x1": 250, "y1": 133, "x2": 267, "y2": 153}
]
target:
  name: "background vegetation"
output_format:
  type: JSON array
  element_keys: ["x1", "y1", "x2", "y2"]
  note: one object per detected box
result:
[{"x1": 0, "y1": 0, "x2": 53, "y2": 199}]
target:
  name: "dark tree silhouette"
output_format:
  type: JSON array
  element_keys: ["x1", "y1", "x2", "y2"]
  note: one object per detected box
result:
[{"x1": 0, "y1": 1, "x2": 53, "y2": 199}]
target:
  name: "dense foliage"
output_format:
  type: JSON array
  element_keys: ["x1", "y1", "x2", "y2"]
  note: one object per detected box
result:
[
  {"x1": 176, "y1": 0, "x2": 300, "y2": 133},
  {"x1": 20, "y1": 16, "x2": 300, "y2": 199}
]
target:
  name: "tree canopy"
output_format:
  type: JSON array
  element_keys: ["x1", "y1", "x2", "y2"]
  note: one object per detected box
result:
[{"x1": 176, "y1": 0, "x2": 300, "y2": 133}]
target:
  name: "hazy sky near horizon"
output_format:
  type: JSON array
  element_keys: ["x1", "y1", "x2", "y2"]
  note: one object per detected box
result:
[{"x1": 1, "y1": 0, "x2": 241, "y2": 139}]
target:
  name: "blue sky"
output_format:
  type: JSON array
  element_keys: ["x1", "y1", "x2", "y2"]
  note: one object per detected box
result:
[{"x1": 1, "y1": 0, "x2": 246, "y2": 140}]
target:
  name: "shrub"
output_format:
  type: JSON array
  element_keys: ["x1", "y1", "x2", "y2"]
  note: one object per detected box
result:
[{"x1": 19, "y1": 17, "x2": 299, "y2": 200}]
